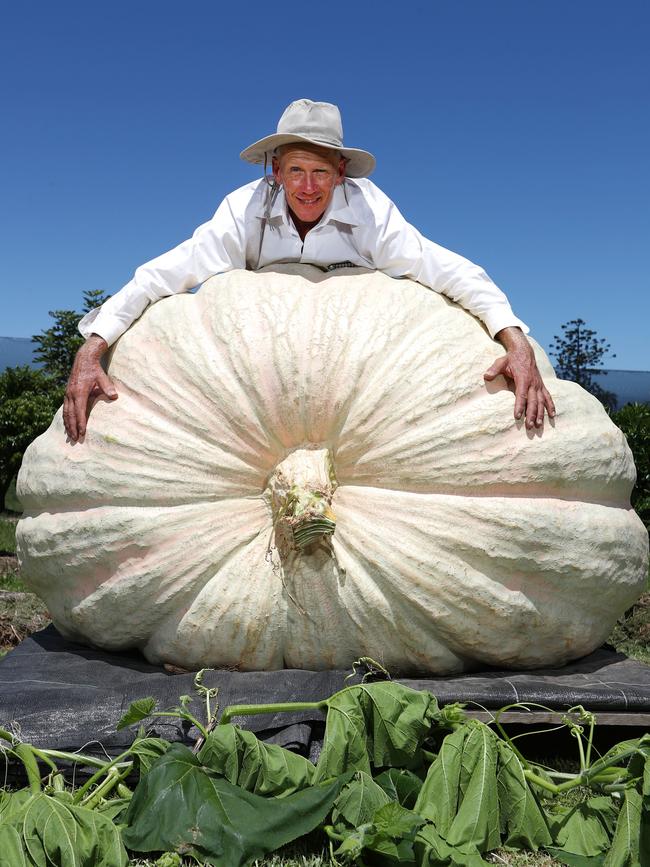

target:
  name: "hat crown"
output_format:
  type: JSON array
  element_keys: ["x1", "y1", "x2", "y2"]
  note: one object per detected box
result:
[{"x1": 277, "y1": 99, "x2": 343, "y2": 148}]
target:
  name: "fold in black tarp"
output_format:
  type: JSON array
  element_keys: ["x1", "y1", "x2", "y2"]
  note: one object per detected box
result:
[{"x1": 2, "y1": 626, "x2": 650, "y2": 758}]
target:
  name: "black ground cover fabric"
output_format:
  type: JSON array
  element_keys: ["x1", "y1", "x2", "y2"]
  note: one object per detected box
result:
[{"x1": 2, "y1": 626, "x2": 650, "y2": 758}]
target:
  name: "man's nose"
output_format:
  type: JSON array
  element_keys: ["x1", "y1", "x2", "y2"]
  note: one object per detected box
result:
[{"x1": 301, "y1": 173, "x2": 318, "y2": 192}]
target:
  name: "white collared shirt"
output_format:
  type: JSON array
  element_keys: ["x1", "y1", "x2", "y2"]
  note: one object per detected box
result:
[{"x1": 79, "y1": 178, "x2": 528, "y2": 345}]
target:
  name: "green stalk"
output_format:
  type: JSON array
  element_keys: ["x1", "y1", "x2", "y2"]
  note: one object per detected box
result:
[
  {"x1": 14, "y1": 744, "x2": 43, "y2": 794},
  {"x1": 72, "y1": 749, "x2": 134, "y2": 805},
  {"x1": 323, "y1": 825, "x2": 346, "y2": 842},
  {"x1": 31, "y1": 746, "x2": 130, "y2": 772},
  {"x1": 490, "y1": 705, "x2": 559, "y2": 770},
  {"x1": 574, "y1": 732, "x2": 587, "y2": 772},
  {"x1": 219, "y1": 700, "x2": 327, "y2": 726},
  {"x1": 81, "y1": 764, "x2": 133, "y2": 810},
  {"x1": 29, "y1": 747, "x2": 59, "y2": 774}
]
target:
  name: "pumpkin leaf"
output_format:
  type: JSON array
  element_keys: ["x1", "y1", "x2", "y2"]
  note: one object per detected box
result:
[
  {"x1": 495, "y1": 738, "x2": 552, "y2": 849},
  {"x1": 0, "y1": 824, "x2": 27, "y2": 867},
  {"x1": 314, "y1": 681, "x2": 438, "y2": 781},
  {"x1": 544, "y1": 850, "x2": 606, "y2": 866},
  {"x1": 0, "y1": 788, "x2": 32, "y2": 824},
  {"x1": 414, "y1": 822, "x2": 490, "y2": 866},
  {"x1": 414, "y1": 725, "x2": 464, "y2": 831},
  {"x1": 3, "y1": 791, "x2": 128, "y2": 867},
  {"x1": 331, "y1": 771, "x2": 392, "y2": 828},
  {"x1": 372, "y1": 800, "x2": 425, "y2": 840},
  {"x1": 122, "y1": 742, "x2": 351, "y2": 865},
  {"x1": 603, "y1": 785, "x2": 642, "y2": 867},
  {"x1": 374, "y1": 768, "x2": 423, "y2": 809},
  {"x1": 115, "y1": 697, "x2": 157, "y2": 730},
  {"x1": 549, "y1": 796, "x2": 618, "y2": 857},
  {"x1": 332, "y1": 802, "x2": 424, "y2": 865},
  {"x1": 415, "y1": 721, "x2": 500, "y2": 852},
  {"x1": 129, "y1": 736, "x2": 171, "y2": 775},
  {"x1": 197, "y1": 724, "x2": 315, "y2": 796}
]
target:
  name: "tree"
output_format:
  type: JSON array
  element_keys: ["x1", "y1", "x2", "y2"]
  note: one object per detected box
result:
[
  {"x1": 611, "y1": 402, "x2": 650, "y2": 529},
  {"x1": 0, "y1": 366, "x2": 63, "y2": 507},
  {"x1": 1, "y1": 290, "x2": 110, "y2": 508},
  {"x1": 549, "y1": 318, "x2": 617, "y2": 409},
  {"x1": 32, "y1": 289, "x2": 110, "y2": 385}
]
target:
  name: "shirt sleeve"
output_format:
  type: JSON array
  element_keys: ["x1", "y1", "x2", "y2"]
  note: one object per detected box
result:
[
  {"x1": 78, "y1": 192, "x2": 248, "y2": 346},
  {"x1": 358, "y1": 181, "x2": 529, "y2": 339}
]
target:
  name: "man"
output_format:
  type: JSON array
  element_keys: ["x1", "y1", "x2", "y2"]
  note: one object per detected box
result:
[{"x1": 64, "y1": 98, "x2": 555, "y2": 440}]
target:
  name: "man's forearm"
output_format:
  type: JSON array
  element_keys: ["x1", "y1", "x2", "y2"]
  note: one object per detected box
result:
[
  {"x1": 84, "y1": 334, "x2": 109, "y2": 357},
  {"x1": 494, "y1": 325, "x2": 528, "y2": 351}
]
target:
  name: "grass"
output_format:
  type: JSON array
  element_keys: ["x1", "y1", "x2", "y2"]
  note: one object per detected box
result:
[
  {"x1": 0, "y1": 511, "x2": 647, "y2": 866},
  {"x1": 0, "y1": 512, "x2": 17, "y2": 555}
]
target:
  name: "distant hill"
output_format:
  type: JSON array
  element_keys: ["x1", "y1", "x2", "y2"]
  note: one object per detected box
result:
[
  {"x1": 591, "y1": 369, "x2": 650, "y2": 409},
  {"x1": 0, "y1": 337, "x2": 39, "y2": 371},
  {"x1": 1, "y1": 335, "x2": 647, "y2": 408}
]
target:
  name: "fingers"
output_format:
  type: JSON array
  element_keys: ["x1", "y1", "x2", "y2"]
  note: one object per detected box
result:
[
  {"x1": 96, "y1": 369, "x2": 118, "y2": 400},
  {"x1": 522, "y1": 382, "x2": 557, "y2": 429},
  {"x1": 524, "y1": 383, "x2": 539, "y2": 429},
  {"x1": 63, "y1": 393, "x2": 77, "y2": 442},
  {"x1": 64, "y1": 381, "x2": 93, "y2": 441},
  {"x1": 543, "y1": 387, "x2": 556, "y2": 420},
  {"x1": 483, "y1": 358, "x2": 507, "y2": 381},
  {"x1": 63, "y1": 353, "x2": 118, "y2": 441},
  {"x1": 513, "y1": 377, "x2": 527, "y2": 422}
]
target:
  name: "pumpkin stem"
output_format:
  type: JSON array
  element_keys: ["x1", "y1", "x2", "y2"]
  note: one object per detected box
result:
[{"x1": 266, "y1": 447, "x2": 338, "y2": 552}]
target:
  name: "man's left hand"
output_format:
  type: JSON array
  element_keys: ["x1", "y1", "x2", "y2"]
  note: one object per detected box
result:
[{"x1": 484, "y1": 327, "x2": 556, "y2": 428}]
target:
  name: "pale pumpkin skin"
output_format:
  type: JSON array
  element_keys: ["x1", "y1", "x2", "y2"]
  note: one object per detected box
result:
[{"x1": 16, "y1": 267, "x2": 649, "y2": 673}]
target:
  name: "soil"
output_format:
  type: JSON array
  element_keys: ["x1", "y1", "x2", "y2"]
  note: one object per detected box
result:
[{"x1": 0, "y1": 552, "x2": 51, "y2": 655}]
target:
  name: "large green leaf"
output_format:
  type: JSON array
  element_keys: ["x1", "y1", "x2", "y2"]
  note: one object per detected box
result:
[
  {"x1": 314, "y1": 682, "x2": 438, "y2": 781},
  {"x1": 2, "y1": 791, "x2": 127, "y2": 867},
  {"x1": 495, "y1": 739, "x2": 552, "y2": 849},
  {"x1": 549, "y1": 796, "x2": 619, "y2": 857},
  {"x1": 129, "y1": 736, "x2": 171, "y2": 775},
  {"x1": 115, "y1": 697, "x2": 157, "y2": 730},
  {"x1": 0, "y1": 788, "x2": 32, "y2": 824},
  {"x1": 122, "y1": 743, "x2": 351, "y2": 865},
  {"x1": 374, "y1": 768, "x2": 423, "y2": 809},
  {"x1": 198, "y1": 724, "x2": 315, "y2": 796},
  {"x1": 641, "y1": 742, "x2": 650, "y2": 865},
  {"x1": 604, "y1": 785, "x2": 642, "y2": 867},
  {"x1": 333, "y1": 801, "x2": 424, "y2": 865},
  {"x1": 414, "y1": 822, "x2": 489, "y2": 866},
  {"x1": 331, "y1": 771, "x2": 392, "y2": 829},
  {"x1": 415, "y1": 722, "x2": 500, "y2": 852},
  {"x1": 414, "y1": 724, "x2": 464, "y2": 830},
  {"x1": 446, "y1": 723, "x2": 500, "y2": 851},
  {"x1": 0, "y1": 824, "x2": 27, "y2": 867},
  {"x1": 545, "y1": 850, "x2": 606, "y2": 866}
]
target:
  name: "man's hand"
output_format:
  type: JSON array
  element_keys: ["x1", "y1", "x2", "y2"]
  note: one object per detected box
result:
[
  {"x1": 63, "y1": 334, "x2": 117, "y2": 441},
  {"x1": 484, "y1": 327, "x2": 556, "y2": 428}
]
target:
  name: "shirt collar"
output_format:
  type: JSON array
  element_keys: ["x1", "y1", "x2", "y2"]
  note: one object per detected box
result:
[{"x1": 258, "y1": 181, "x2": 358, "y2": 228}]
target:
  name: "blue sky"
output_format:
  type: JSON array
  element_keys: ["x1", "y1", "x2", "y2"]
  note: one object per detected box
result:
[{"x1": 2, "y1": 0, "x2": 648, "y2": 369}]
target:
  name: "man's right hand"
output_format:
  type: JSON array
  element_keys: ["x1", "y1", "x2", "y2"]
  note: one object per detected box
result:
[{"x1": 63, "y1": 334, "x2": 118, "y2": 441}]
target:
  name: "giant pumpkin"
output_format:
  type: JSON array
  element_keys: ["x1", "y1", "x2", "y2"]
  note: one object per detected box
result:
[{"x1": 16, "y1": 267, "x2": 648, "y2": 673}]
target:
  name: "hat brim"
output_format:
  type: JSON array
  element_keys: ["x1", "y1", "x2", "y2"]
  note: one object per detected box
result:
[{"x1": 240, "y1": 133, "x2": 376, "y2": 178}]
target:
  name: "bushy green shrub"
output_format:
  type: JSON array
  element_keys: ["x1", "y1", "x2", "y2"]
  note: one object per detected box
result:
[
  {"x1": 0, "y1": 366, "x2": 63, "y2": 506},
  {"x1": 612, "y1": 402, "x2": 650, "y2": 528}
]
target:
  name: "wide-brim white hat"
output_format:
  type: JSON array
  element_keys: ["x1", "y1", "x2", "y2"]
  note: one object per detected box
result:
[{"x1": 240, "y1": 98, "x2": 376, "y2": 178}]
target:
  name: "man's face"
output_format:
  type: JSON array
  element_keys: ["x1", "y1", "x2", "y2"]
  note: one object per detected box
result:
[{"x1": 272, "y1": 145, "x2": 345, "y2": 227}]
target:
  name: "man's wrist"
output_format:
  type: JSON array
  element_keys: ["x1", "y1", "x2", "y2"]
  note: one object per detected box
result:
[
  {"x1": 83, "y1": 334, "x2": 109, "y2": 358},
  {"x1": 495, "y1": 326, "x2": 527, "y2": 352}
]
